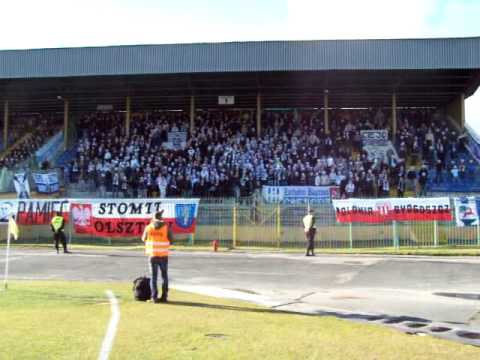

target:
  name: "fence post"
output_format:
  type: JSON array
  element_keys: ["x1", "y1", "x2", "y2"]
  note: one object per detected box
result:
[
  {"x1": 348, "y1": 222, "x2": 353, "y2": 250},
  {"x1": 477, "y1": 223, "x2": 480, "y2": 247},
  {"x1": 392, "y1": 221, "x2": 399, "y2": 249},
  {"x1": 276, "y1": 203, "x2": 281, "y2": 248},
  {"x1": 433, "y1": 220, "x2": 438, "y2": 248},
  {"x1": 232, "y1": 204, "x2": 237, "y2": 249},
  {"x1": 190, "y1": 233, "x2": 195, "y2": 246}
]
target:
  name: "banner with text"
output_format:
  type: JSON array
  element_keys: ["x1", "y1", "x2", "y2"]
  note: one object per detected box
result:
[
  {"x1": 32, "y1": 172, "x2": 60, "y2": 193},
  {"x1": 454, "y1": 197, "x2": 480, "y2": 227},
  {"x1": 70, "y1": 198, "x2": 200, "y2": 237},
  {"x1": 262, "y1": 186, "x2": 339, "y2": 204},
  {"x1": 0, "y1": 199, "x2": 70, "y2": 224},
  {"x1": 333, "y1": 197, "x2": 452, "y2": 223},
  {"x1": 361, "y1": 130, "x2": 389, "y2": 146}
]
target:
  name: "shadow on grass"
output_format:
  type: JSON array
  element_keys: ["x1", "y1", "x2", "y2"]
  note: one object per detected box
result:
[{"x1": 167, "y1": 300, "x2": 315, "y2": 317}]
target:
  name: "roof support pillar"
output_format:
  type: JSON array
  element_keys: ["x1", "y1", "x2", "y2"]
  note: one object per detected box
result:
[
  {"x1": 3, "y1": 101, "x2": 9, "y2": 150},
  {"x1": 63, "y1": 99, "x2": 69, "y2": 151},
  {"x1": 324, "y1": 91, "x2": 329, "y2": 134},
  {"x1": 391, "y1": 93, "x2": 397, "y2": 142},
  {"x1": 256, "y1": 93, "x2": 262, "y2": 137},
  {"x1": 190, "y1": 95, "x2": 195, "y2": 135},
  {"x1": 446, "y1": 93, "x2": 465, "y2": 130},
  {"x1": 125, "y1": 96, "x2": 131, "y2": 137}
]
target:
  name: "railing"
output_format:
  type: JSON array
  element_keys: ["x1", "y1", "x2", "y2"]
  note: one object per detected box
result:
[{"x1": 2, "y1": 199, "x2": 480, "y2": 250}]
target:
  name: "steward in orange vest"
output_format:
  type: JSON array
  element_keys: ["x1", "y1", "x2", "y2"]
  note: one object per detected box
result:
[{"x1": 142, "y1": 211, "x2": 173, "y2": 303}]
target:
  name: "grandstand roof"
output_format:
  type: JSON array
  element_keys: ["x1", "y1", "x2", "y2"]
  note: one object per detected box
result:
[
  {"x1": 1, "y1": 37, "x2": 480, "y2": 112},
  {"x1": 1, "y1": 37, "x2": 480, "y2": 78}
]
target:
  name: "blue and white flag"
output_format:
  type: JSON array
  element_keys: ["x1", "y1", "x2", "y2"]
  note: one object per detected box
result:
[
  {"x1": 32, "y1": 172, "x2": 60, "y2": 194},
  {"x1": 454, "y1": 197, "x2": 479, "y2": 227}
]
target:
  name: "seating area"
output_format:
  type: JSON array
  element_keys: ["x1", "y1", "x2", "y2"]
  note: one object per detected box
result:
[
  {"x1": 64, "y1": 108, "x2": 417, "y2": 199},
  {"x1": 0, "y1": 114, "x2": 63, "y2": 169}
]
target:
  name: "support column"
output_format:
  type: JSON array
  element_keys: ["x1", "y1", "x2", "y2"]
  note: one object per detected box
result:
[
  {"x1": 125, "y1": 96, "x2": 131, "y2": 137},
  {"x1": 446, "y1": 93, "x2": 465, "y2": 130},
  {"x1": 63, "y1": 99, "x2": 69, "y2": 151},
  {"x1": 256, "y1": 93, "x2": 262, "y2": 136},
  {"x1": 189, "y1": 95, "x2": 195, "y2": 135},
  {"x1": 3, "y1": 101, "x2": 9, "y2": 149},
  {"x1": 392, "y1": 93, "x2": 397, "y2": 142},
  {"x1": 323, "y1": 92, "x2": 329, "y2": 134}
]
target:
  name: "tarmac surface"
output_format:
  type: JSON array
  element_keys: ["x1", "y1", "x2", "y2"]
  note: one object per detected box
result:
[{"x1": 3, "y1": 247, "x2": 480, "y2": 345}]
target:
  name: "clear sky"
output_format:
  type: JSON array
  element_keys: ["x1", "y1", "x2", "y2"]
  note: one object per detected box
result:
[{"x1": 1, "y1": 0, "x2": 479, "y2": 131}]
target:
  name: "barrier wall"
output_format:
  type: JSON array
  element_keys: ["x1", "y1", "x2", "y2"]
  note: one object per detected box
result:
[{"x1": 2, "y1": 200, "x2": 479, "y2": 249}]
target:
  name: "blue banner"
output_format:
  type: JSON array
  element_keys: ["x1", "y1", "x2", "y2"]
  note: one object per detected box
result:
[
  {"x1": 262, "y1": 186, "x2": 339, "y2": 204},
  {"x1": 32, "y1": 172, "x2": 60, "y2": 193}
]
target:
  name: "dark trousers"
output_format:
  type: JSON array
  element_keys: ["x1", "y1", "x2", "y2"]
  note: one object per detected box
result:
[
  {"x1": 150, "y1": 256, "x2": 169, "y2": 300},
  {"x1": 53, "y1": 231, "x2": 67, "y2": 252},
  {"x1": 305, "y1": 228, "x2": 316, "y2": 255}
]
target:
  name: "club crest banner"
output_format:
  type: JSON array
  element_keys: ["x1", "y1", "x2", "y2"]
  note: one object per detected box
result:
[
  {"x1": 454, "y1": 197, "x2": 480, "y2": 227},
  {"x1": 70, "y1": 198, "x2": 200, "y2": 237},
  {"x1": 332, "y1": 197, "x2": 452, "y2": 223}
]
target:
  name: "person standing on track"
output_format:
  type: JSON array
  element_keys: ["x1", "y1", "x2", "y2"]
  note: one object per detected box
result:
[
  {"x1": 51, "y1": 211, "x2": 69, "y2": 254},
  {"x1": 142, "y1": 210, "x2": 173, "y2": 303},
  {"x1": 303, "y1": 208, "x2": 316, "y2": 256}
]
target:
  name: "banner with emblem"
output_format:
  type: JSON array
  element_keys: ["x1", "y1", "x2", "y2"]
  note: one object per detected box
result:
[
  {"x1": 0, "y1": 199, "x2": 70, "y2": 225},
  {"x1": 332, "y1": 197, "x2": 452, "y2": 223},
  {"x1": 454, "y1": 197, "x2": 480, "y2": 227},
  {"x1": 70, "y1": 198, "x2": 200, "y2": 237}
]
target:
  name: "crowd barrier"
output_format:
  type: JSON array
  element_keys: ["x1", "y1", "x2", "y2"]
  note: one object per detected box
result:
[{"x1": 0, "y1": 197, "x2": 479, "y2": 250}]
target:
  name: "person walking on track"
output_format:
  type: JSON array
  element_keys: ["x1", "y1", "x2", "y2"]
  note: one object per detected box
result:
[
  {"x1": 142, "y1": 210, "x2": 173, "y2": 303},
  {"x1": 51, "y1": 211, "x2": 69, "y2": 254},
  {"x1": 303, "y1": 208, "x2": 316, "y2": 256}
]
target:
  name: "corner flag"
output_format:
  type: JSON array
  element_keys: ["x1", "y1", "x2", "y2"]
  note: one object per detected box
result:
[
  {"x1": 8, "y1": 216, "x2": 19, "y2": 241},
  {"x1": 3, "y1": 216, "x2": 18, "y2": 290}
]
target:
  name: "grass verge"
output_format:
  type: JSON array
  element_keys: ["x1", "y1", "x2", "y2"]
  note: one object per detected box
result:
[{"x1": 0, "y1": 281, "x2": 479, "y2": 359}]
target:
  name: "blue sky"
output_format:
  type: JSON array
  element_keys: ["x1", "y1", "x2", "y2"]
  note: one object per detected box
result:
[{"x1": 0, "y1": 0, "x2": 479, "y2": 130}]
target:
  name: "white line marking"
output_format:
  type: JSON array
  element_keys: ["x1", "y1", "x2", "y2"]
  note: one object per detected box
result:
[
  {"x1": 335, "y1": 272, "x2": 358, "y2": 284},
  {"x1": 98, "y1": 290, "x2": 120, "y2": 360}
]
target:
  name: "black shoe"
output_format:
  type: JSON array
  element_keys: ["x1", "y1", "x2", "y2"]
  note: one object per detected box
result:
[
  {"x1": 159, "y1": 296, "x2": 168, "y2": 303},
  {"x1": 152, "y1": 298, "x2": 161, "y2": 304},
  {"x1": 64, "y1": 250, "x2": 71, "y2": 254}
]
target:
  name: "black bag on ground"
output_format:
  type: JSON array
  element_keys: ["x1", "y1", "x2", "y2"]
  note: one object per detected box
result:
[{"x1": 133, "y1": 276, "x2": 151, "y2": 301}]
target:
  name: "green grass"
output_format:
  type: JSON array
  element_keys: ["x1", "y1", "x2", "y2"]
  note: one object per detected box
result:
[{"x1": 1, "y1": 281, "x2": 480, "y2": 359}]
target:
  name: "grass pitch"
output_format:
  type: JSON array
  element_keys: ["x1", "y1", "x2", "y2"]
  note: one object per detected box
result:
[{"x1": 0, "y1": 281, "x2": 480, "y2": 359}]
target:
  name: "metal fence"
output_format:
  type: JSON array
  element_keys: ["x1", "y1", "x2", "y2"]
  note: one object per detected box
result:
[{"x1": 2, "y1": 198, "x2": 480, "y2": 250}]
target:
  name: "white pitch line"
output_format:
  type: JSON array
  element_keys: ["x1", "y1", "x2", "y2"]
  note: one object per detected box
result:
[{"x1": 98, "y1": 290, "x2": 120, "y2": 360}]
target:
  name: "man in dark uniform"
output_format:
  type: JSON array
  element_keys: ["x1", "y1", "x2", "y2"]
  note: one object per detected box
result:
[
  {"x1": 51, "y1": 211, "x2": 69, "y2": 254},
  {"x1": 303, "y1": 209, "x2": 316, "y2": 256}
]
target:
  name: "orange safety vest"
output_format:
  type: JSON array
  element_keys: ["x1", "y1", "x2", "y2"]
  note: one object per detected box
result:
[{"x1": 144, "y1": 223, "x2": 170, "y2": 257}]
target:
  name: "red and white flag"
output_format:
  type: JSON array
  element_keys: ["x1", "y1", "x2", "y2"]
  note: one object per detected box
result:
[
  {"x1": 71, "y1": 199, "x2": 200, "y2": 237},
  {"x1": 332, "y1": 197, "x2": 452, "y2": 223}
]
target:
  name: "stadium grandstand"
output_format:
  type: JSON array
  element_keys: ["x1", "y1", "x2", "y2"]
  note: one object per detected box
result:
[{"x1": 1, "y1": 37, "x2": 480, "y2": 199}]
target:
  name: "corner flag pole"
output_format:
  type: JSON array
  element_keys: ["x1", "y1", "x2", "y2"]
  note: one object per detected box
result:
[{"x1": 3, "y1": 218, "x2": 12, "y2": 291}]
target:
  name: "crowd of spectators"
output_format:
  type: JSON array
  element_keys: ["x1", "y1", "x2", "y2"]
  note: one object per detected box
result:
[
  {"x1": 65, "y1": 107, "x2": 477, "y2": 199},
  {"x1": 0, "y1": 114, "x2": 62, "y2": 169},
  {"x1": 68, "y1": 109, "x2": 387, "y2": 198}
]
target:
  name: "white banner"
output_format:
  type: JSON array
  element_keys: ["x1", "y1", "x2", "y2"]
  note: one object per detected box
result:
[
  {"x1": 454, "y1": 197, "x2": 480, "y2": 227},
  {"x1": 361, "y1": 130, "x2": 389, "y2": 146},
  {"x1": 13, "y1": 172, "x2": 30, "y2": 199},
  {"x1": 333, "y1": 197, "x2": 452, "y2": 223},
  {"x1": 165, "y1": 131, "x2": 187, "y2": 150}
]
